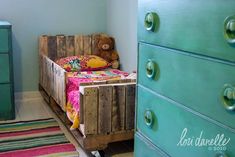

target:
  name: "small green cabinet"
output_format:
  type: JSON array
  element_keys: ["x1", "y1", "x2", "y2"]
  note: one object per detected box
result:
[{"x1": 0, "y1": 21, "x2": 15, "y2": 120}]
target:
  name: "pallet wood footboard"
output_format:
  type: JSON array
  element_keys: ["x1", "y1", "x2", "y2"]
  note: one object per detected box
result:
[{"x1": 79, "y1": 81, "x2": 136, "y2": 137}]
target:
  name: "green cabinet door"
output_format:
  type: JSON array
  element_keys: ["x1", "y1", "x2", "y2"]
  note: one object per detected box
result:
[
  {"x1": 136, "y1": 86, "x2": 235, "y2": 157},
  {"x1": 0, "y1": 54, "x2": 10, "y2": 83},
  {"x1": 0, "y1": 29, "x2": 9, "y2": 53},
  {"x1": 138, "y1": 43, "x2": 235, "y2": 129},
  {"x1": 138, "y1": 0, "x2": 235, "y2": 62},
  {"x1": 0, "y1": 84, "x2": 14, "y2": 120}
]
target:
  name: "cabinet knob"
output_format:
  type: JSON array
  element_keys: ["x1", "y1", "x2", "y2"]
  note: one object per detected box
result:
[
  {"x1": 146, "y1": 59, "x2": 158, "y2": 79},
  {"x1": 144, "y1": 109, "x2": 154, "y2": 127},
  {"x1": 221, "y1": 84, "x2": 235, "y2": 111},
  {"x1": 215, "y1": 152, "x2": 228, "y2": 157},
  {"x1": 144, "y1": 12, "x2": 159, "y2": 32},
  {"x1": 224, "y1": 15, "x2": 235, "y2": 44}
]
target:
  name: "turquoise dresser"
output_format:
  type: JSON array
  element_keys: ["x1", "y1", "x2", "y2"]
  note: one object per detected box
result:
[
  {"x1": 135, "y1": 0, "x2": 235, "y2": 157},
  {"x1": 0, "y1": 21, "x2": 15, "y2": 120}
]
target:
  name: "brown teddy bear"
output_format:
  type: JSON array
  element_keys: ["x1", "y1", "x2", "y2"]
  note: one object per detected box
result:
[{"x1": 96, "y1": 34, "x2": 120, "y2": 69}]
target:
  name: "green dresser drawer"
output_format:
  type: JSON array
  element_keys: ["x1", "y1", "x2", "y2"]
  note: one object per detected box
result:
[
  {"x1": 138, "y1": 43, "x2": 235, "y2": 129},
  {"x1": 0, "y1": 54, "x2": 10, "y2": 83},
  {"x1": 137, "y1": 86, "x2": 235, "y2": 157},
  {"x1": 134, "y1": 132, "x2": 169, "y2": 157},
  {"x1": 0, "y1": 29, "x2": 9, "y2": 53},
  {"x1": 138, "y1": 0, "x2": 235, "y2": 62},
  {"x1": 0, "y1": 84, "x2": 15, "y2": 120}
]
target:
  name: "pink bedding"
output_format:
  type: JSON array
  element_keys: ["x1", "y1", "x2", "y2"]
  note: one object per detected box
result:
[{"x1": 66, "y1": 69, "x2": 130, "y2": 129}]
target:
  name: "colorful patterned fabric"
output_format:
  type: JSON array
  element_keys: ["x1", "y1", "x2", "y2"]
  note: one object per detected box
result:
[
  {"x1": 0, "y1": 118, "x2": 79, "y2": 157},
  {"x1": 66, "y1": 69, "x2": 129, "y2": 130},
  {"x1": 56, "y1": 55, "x2": 111, "y2": 72}
]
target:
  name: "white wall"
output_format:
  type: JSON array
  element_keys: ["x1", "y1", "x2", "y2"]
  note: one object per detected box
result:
[
  {"x1": 107, "y1": 0, "x2": 138, "y2": 72},
  {"x1": 0, "y1": 0, "x2": 107, "y2": 92}
]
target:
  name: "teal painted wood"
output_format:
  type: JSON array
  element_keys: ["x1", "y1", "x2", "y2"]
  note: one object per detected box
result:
[
  {"x1": 138, "y1": 0, "x2": 235, "y2": 62},
  {"x1": 0, "y1": 84, "x2": 14, "y2": 120},
  {"x1": 138, "y1": 43, "x2": 235, "y2": 129},
  {"x1": 0, "y1": 29, "x2": 9, "y2": 53},
  {"x1": 0, "y1": 21, "x2": 15, "y2": 120},
  {"x1": 136, "y1": 86, "x2": 235, "y2": 157},
  {"x1": 134, "y1": 132, "x2": 169, "y2": 157},
  {"x1": 0, "y1": 54, "x2": 10, "y2": 83}
]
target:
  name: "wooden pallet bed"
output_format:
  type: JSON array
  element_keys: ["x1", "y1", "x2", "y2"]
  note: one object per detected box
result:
[{"x1": 38, "y1": 34, "x2": 136, "y2": 151}]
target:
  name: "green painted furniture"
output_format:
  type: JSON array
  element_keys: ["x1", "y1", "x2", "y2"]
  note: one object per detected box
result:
[
  {"x1": 135, "y1": 0, "x2": 235, "y2": 156},
  {"x1": 0, "y1": 21, "x2": 15, "y2": 120},
  {"x1": 138, "y1": 0, "x2": 235, "y2": 62}
]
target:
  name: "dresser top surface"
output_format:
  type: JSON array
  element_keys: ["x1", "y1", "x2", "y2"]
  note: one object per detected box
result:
[{"x1": 0, "y1": 21, "x2": 11, "y2": 26}]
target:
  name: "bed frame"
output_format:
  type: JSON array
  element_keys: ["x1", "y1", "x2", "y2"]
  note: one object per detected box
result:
[{"x1": 38, "y1": 34, "x2": 136, "y2": 151}]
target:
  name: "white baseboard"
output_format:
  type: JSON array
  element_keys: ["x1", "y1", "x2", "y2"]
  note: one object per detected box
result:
[{"x1": 15, "y1": 91, "x2": 43, "y2": 102}]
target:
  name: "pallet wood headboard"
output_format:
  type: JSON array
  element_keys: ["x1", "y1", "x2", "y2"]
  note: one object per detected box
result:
[{"x1": 39, "y1": 33, "x2": 112, "y2": 61}]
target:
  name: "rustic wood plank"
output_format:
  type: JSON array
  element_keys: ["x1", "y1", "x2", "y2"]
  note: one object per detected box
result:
[
  {"x1": 52, "y1": 64, "x2": 59, "y2": 103},
  {"x1": 51, "y1": 63, "x2": 66, "y2": 111},
  {"x1": 66, "y1": 36, "x2": 75, "y2": 56},
  {"x1": 62, "y1": 72, "x2": 67, "y2": 111},
  {"x1": 84, "y1": 87, "x2": 98, "y2": 135},
  {"x1": 83, "y1": 35, "x2": 92, "y2": 55},
  {"x1": 56, "y1": 35, "x2": 66, "y2": 58},
  {"x1": 50, "y1": 62, "x2": 55, "y2": 99},
  {"x1": 91, "y1": 34, "x2": 101, "y2": 56},
  {"x1": 43, "y1": 57, "x2": 52, "y2": 95},
  {"x1": 47, "y1": 36, "x2": 57, "y2": 61},
  {"x1": 75, "y1": 35, "x2": 84, "y2": 55},
  {"x1": 41, "y1": 55, "x2": 47, "y2": 92},
  {"x1": 125, "y1": 84, "x2": 135, "y2": 130},
  {"x1": 41, "y1": 56, "x2": 46, "y2": 90},
  {"x1": 39, "y1": 35, "x2": 48, "y2": 56},
  {"x1": 112, "y1": 86, "x2": 126, "y2": 132},
  {"x1": 61, "y1": 69, "x2": 66, "y2": 111},
  {"x1": 98, "y1": 86, "x2": 112, "y2": 134},
  {"x1": 48, "y1": 58, "x2": 54, "y2": 96}
]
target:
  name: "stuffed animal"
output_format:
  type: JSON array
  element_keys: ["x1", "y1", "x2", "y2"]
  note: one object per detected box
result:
[{"x1": 97, "y1": 35, "x2": 120, "y2": 69}]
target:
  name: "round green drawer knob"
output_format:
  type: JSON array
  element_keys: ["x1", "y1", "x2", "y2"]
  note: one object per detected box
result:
[
  {"x1": 221, "y1": 84, "x2": 235, "y2": 111},
  {"x1": 224, "y1": 15, "x2": 235, "y2": 44},
  {"x1": 144, "y1": 12, "x2": 159, "y2": 32},
  {"x1": 146, "y1": 59, "x2": 158, "y2": 79},
  {"x1": 144, "y1": 109, "x2": 154, "y2": 127},
  {"x1": 215, "y1": 152, "x2": 228, "y2": 157}
]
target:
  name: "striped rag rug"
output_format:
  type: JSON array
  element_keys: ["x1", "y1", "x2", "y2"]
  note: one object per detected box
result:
[{"x1": 0, "y1": 118, "x2": 79, "y2": 157}]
